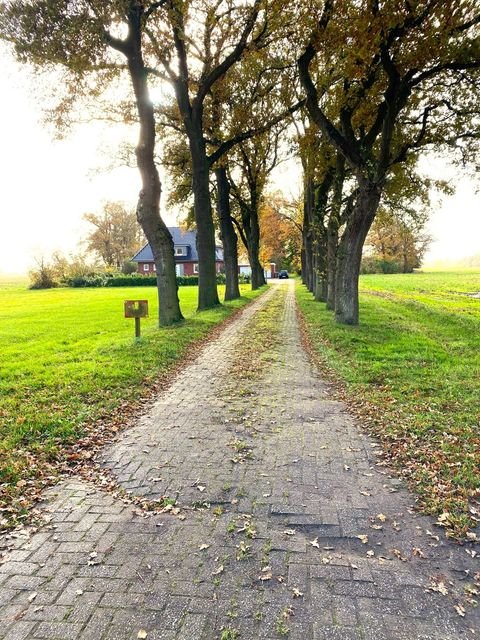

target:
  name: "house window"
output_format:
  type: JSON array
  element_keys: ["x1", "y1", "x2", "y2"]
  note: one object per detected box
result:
[
  {"x1": 153, "y1": 264, "x2": 156, "y2": 272},
  {"x1": 193, "y1": 263, "x2": 199, "y2": 274},
  {"x1": 143, "y1": 264, "x2": 149, "y2": 272},
  {"x1": 174, "y1": 246, "x2": 187, "y2": 256}
]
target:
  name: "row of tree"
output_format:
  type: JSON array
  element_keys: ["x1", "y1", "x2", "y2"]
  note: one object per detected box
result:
[{"x1": 2, "y1": 1, "x2": 478, "y2": 325}]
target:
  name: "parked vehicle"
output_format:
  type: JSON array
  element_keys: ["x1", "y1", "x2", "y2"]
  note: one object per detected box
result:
[{"x1": 278, "y1": 270, "x2": 289, "y2": 279}]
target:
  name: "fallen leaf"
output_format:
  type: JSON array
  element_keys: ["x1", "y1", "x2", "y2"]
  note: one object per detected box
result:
[
  {"x1": 197, "y1": 486, "x2": 206, "y2": 492},
  {"x1": 391, "y1": 548, "x2": 407, "y2": 562},
  {"x1": 377, "y1": 514, "x2": 387, "y2": 522},
  {"x1": 309, "y1": 537, "x2": 320, "y2": 549},
  {"x1": 28, "y1": 592, "x2": 37, "y2": 603},
  {"x1": 284, "y1": 529, "x2": 296, "y2": 536},
  {"x1": 137, "y1": 630, "x2": 148, "y2": 639},
  {"x1": 292, "y1": 588, "x2": 304, "y2": 598},
  {"x1": 412, "y1": 547, "x2": 425, "y2": 558},
  {"x1": 212, "y1": 565, "x2": 224, "y2": 576},
  {"x1": 357, "y1": 535, "x2": 369, "y2": 544},
  {"x1": 259, "y1": 568, "x2": 272, "y2": 581},
  {"x1": 455, "y1": 604, "x2": 466, "y2": 617},
  {"x1": 366, "y1": 550, "x2": 375, "y2": 557},
  {"x1": 344, "y1": 465, "x2": 350, "y2": 471},
  {"x1": 199, "y1": 544, "x2": 210, "y2": 551},
  {"x1": 359, "y1": 491, "x2": 371, "y2": 497},
  {"x1": 75, "y1": 589, "x2": 84, "y2": 596}
]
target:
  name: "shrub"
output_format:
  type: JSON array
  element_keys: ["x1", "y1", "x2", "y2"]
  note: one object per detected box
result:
[
  {"x1": 360, "y1": 256, "x2": 402, "y2": 274},
  {"x1": 67, "y1": 274, "x2": 108, "y2": 287},
  {"x1": 106, "y1": 275, "x2": 157, "y2": 287},
  {"x1": 62, "y1": 272, "x2": 245, "y2": 288},
  {"x1": 176, "y1": 276, "x2": 199, "y2": 286},
  {"x1": 121, "y1": 260, "x2": 138, "y2": 275},
  {"x1": 29, "y1": 259, "x2": 59, "y2": 289}
]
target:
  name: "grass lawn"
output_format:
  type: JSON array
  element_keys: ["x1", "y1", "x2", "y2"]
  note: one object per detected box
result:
[
  {"x1": 297, "y1": 271, "x2": 480, "y2": 537},
  {"x1": 0, "y1": 281, "x2": 263, "y2": 528}
]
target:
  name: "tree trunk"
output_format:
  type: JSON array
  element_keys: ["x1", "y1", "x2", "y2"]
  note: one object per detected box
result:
[
  {"x1": 189, "y1": 116, "x2": 220, "y2": 310},
  {"x1": 335, "y1": 181, "x2": 381, "y2": 325},
  {"x1": 326, "y1": 221, "x2": 338, "y2": 310},
  {"x1": 312, "y1": 168, "x2": 334, "y2": 302},
  {"x1": 126, "y1": 14, "x2": 182, "y2": 326},
  {"x1": 313, "y1": 240, "x2": 327, "y2": 301},
  {"x1": 303, "y1": 175, "x2": 315, "y2": 291},
  {"x1": 247, "y1": 193, "x2": 266, "y2": 290},
  {"x1": 326, "y1": 153, "x2": 345, "y2": 311},
  {"x1": 249, "y1": 243, "x2": 265, "y2": 289},
  {"x1": 215, "y1": 167, "x2": 240, "y2": 301}
]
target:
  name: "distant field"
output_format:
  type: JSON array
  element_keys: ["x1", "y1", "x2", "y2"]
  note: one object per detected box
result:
[
  {"x1": 297, "y1": 271, "x2": 480, "y2": 536},
  {"x1": 0, "y1": 282, "x2": 263, "y2": 527}
]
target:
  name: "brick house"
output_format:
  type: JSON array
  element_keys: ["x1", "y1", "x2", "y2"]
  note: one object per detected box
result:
[{"x1": 132, "y1": 227, "x2": 224, "y2": 276}]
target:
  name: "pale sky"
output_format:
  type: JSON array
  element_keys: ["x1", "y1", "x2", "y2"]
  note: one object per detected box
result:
[{"x1": 0, "y1": 45, "x2": 478, "y2": 275}]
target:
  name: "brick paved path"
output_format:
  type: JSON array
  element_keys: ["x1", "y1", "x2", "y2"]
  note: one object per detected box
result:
[{"x1": 1, "y1": 280, "x2": 478, "y2": 640}]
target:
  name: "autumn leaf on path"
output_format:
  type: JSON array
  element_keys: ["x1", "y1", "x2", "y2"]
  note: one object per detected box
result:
[
  {"x1": 428, "y1": 579, "x2": 448, "y2": 596},
  {"x1": 259, "y1": 567, "x2": 272, "y2": 581},
  {"x1": 357, "y1": 535, "x2": 369, "y2": 544},
  {"x1": 212, "y1": 565, "x2": 224, "y2": 576},
  {"x1": 137, "y1": 630, "x2": 148, "y2": 639},
  {"x1": 309, "y1": 537, "x2": 320, "y2": 548}
]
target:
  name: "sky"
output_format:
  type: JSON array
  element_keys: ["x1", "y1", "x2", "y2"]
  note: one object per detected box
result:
[{"x1": 0, "y1": 45, "x2": 478, "y2": 275}]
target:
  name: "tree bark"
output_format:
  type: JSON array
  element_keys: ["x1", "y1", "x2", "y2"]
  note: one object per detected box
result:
[
  {"x1": 326, "y1": 153, "x2": 346, "y2": 310},
  {"x1": 326, "y1": 220, "x2": 338, "y2": 310},
  {"x1": 125, "y1": 9, "x2": 182, "y2": 326},
  {"x1": 189, "y1": 114, "x2": 220, "y2": 310},
  {"x1": 248, "y1": 194, "x2": 266, "y2": 290},
  {"x1": 302, "y1": 174, "x2": 315, "y2": 291},
  {"x1": 312, "y1": 169, "x2": 334, "y2": 302},
  {"x1": 215, "y1": 167, "x2": 240, "y2": 301},
  {"x1": 335, "y1": 181, "x2": 381, "y2": 325}
]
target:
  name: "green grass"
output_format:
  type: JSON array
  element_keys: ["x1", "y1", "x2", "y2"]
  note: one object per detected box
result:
[
  {"x1": 297, "y1": 271, "x2": 480, "y2": 536},
  {"x1": 0, "y1": 282, "x2": 264, "y2": 527}
]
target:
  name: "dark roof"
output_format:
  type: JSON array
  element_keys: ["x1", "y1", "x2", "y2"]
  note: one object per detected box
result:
[{"x1": 132, "y1": 227, "x2": 223, "y2": 262}]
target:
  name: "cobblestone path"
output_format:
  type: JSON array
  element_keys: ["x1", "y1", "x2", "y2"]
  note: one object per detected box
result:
[{"x1": 1, "y1": 280, "x2": 478, "y2": 640}]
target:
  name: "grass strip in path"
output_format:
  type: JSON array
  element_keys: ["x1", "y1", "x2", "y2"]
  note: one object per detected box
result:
[
  {"x1": 296, "y1": 272, "x2": 480, "y2": 538},
  {"x1": 0, "y1": 283, "x2": 265, "y2": 531}
]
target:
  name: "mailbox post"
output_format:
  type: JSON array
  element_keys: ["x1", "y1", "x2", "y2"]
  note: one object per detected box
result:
[{"x1": 124, "y1": 300, "x2": 149, "y2": 338}]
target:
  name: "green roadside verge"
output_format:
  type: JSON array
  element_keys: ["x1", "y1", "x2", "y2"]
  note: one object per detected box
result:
[
  {"x1": 0, "y1": 283, "x2": 265, "y2": 531},
  {"x1": 296, "y1": 272, "x2": 480, "y2": 538}
]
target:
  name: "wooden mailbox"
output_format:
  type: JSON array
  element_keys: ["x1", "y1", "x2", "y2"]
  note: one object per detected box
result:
[
  {"x1": 124, "y1": 300, "x2": 148, "y2": 337},
  {"x1": 124, "y1": 300, "x2": 149, "y2": 318}
]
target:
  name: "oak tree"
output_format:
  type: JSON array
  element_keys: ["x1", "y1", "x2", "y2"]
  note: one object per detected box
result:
[
  {"x1": 298, "y1": 0, "x2": 480, "y2": 324},
  {"x1": 1, "y1": 0, "x2": 183, "y2": 325}
]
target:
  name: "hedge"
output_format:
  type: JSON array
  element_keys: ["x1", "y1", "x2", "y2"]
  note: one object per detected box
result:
[{"x1": 64, "y1": 272, "x2": 250, "y2": 288}]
